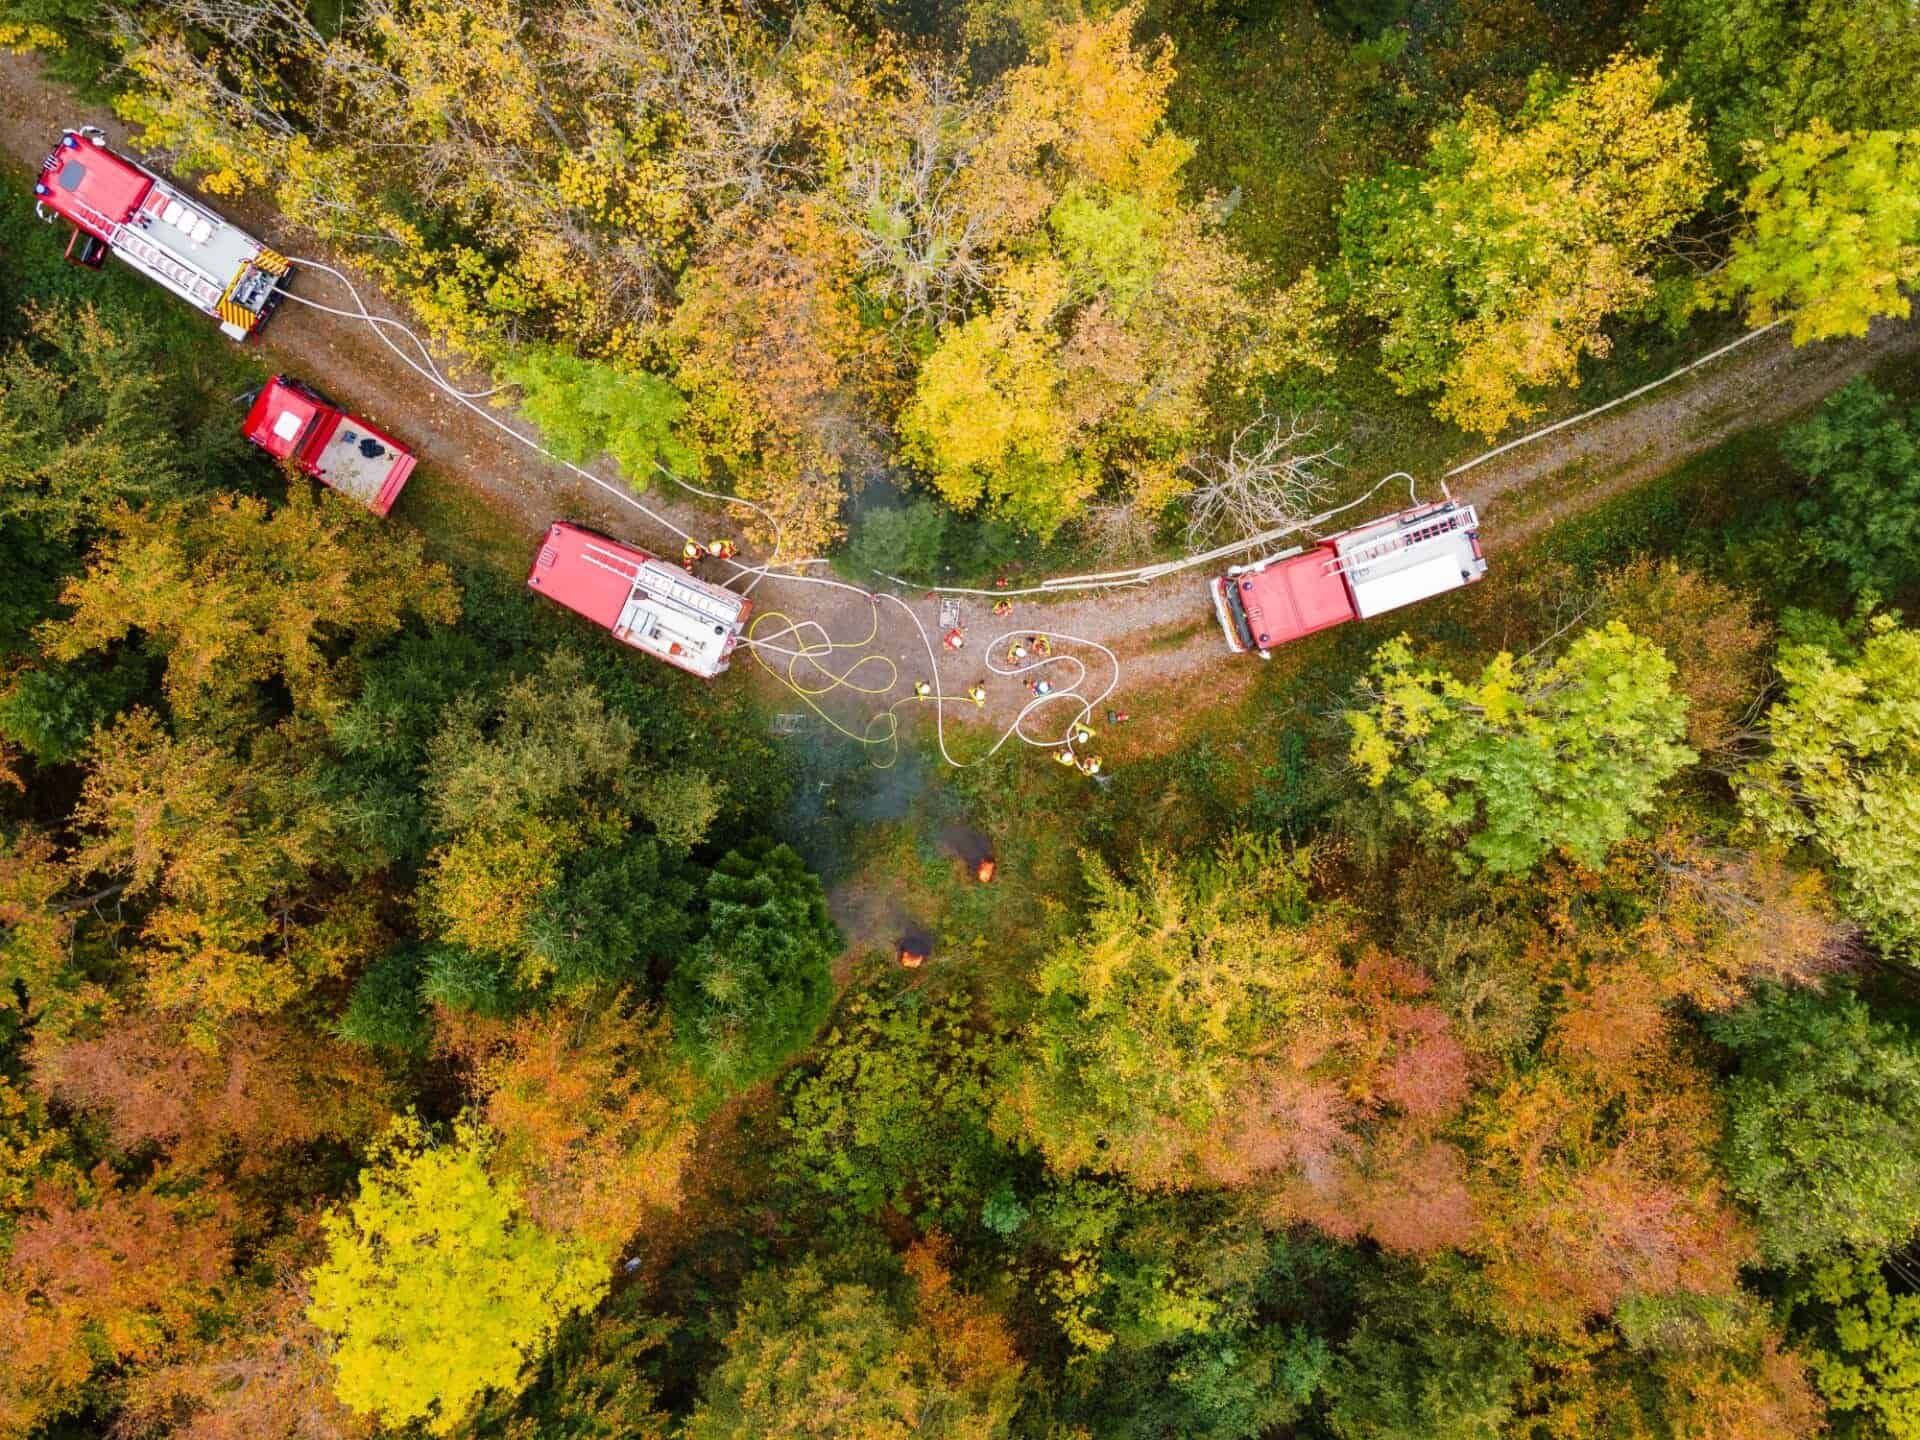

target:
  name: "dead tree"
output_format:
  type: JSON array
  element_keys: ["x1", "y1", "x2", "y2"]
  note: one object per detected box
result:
[{"x1": 1181, "y1": 409, "x2": 1342, "y2": 553}]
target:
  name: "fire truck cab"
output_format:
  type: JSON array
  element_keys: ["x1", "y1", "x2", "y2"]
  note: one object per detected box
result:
[
  {"x1": 32, "y1": 128, "x2": 290, "y2": 341},
  {"x1": 1212, "y1": 499, "x2": 1487, "y2": 657},
  {"x1": 528, "y1": 522, "x2": 752, "y2": 678},
  {"x1": 242, "y1": 377, "x2": 417, "y2": 516}
]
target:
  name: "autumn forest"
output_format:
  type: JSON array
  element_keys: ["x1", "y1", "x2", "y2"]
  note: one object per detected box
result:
[{"x1": 1, "y1": 0, "x2": 1919, "y2": 1438}]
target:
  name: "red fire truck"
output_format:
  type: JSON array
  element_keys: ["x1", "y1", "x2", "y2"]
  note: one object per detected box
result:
[
  {"x1": 527, "y1": 522, "x2": 753, "y2": 678},
  {"x1": 32, "y1": 127, "x2": 290, "y2": 341},
  {"x1": 1212, "y1": 499, "x2": 1487, "y2": 658},
  {"x1": 241, "y1": 376, "x2": 417, "y2": 516}
]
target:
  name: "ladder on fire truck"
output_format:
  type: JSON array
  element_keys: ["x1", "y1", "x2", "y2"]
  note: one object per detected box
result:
[
  {"x1": 53, "y1": 189, "x2": 225, "y2": 308},
  {"x1": 578, "y1": 540, "x2": 739, "y2": 624},
  {"x1": 1321, "y1": 505, "x2": 1477, "y2": 576}
]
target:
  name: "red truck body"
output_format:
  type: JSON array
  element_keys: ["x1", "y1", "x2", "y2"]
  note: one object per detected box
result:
[
  {"x1": 33, "y1": 128, "x2": 290, "y2": 340},
  {"x1": 1213, "y1": 500, "x2": 1487, "y2": 657},
  {"x1": 528, "y1": 522, "x2": 752, "y2": 679},
  {"x1": 242, "y1": 376, "x2": 416, "y2": 516}
]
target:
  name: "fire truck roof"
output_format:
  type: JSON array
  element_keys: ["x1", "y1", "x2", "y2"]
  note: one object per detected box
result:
[
  {"x1": 1334, "y1": 502, "x2": 1486, "y2": 620},
  {"x1": 38, "y1": 135, "x2": 152, "y2": 232},
  {"x1": 242, "y1": 378, "x2": 323, "y2": 461},
  {"x1": 1233, "y1": 547, "x2": 1357, "y2": 649},
  {"x1": 528, "y1": 522, "x2": 750, "y2": 678}
]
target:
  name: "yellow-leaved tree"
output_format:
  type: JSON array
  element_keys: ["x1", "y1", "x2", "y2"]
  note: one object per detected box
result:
[
  {"x1": 306, "y1": 1116, "x2": 604, "y2": 1435},
  {"x1": 43, "y1": 488, "x2": 457, "y2": 733},
  {"x1": 1337, "y1": 53, "x2": 1711, "y2": 436},
  {"x1": 1722, "y1": 123, "x2": 1920, "y2": 343},
  {"x1": 895, "y1": 6, "x2": 1332, "y2": 535}
]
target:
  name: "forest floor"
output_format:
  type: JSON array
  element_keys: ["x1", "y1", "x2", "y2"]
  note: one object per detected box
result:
[{"x1": 6, "y1": 49, "x2": 1918, "y2": 734}]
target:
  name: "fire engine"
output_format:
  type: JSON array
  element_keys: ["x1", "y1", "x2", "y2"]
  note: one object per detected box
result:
[
  {"x1": 1212, "y1": 499, "x2": 1487, "y2": 657},
  {"x1": 528, "y1": 522, "x2": 752, "y2": 679},
  {"x1": 32, "y1": 127, "x2": 290, "y2": 340},
  {"x1": 242, "y1": 376, "x2": 417, "y2": 516}
]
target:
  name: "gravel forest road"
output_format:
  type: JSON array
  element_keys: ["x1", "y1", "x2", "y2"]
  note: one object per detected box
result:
[{"x1": 6, "y1": 50, "x2": 1918, "y2": 736}]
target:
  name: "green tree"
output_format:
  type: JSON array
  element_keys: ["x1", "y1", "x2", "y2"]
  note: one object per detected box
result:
[
  {"x1": 685, "y1": 1248, "x2": 1023, "y2": 1440},
  {"x1": 848, "y1": 500, "x2": 949, "y2": 580},
  {"x1": 1348, "y1": 623, "x2": 1696, "y2": 874},
  {"x1": 0, "y1": 651, "x2": 150, "y2": 765},
  {"x1": 336, "y1": 948, "x2": 431, "y2": 1055},
  {"x1": 1781, "y1": 380, "x2": 1920, "y2": 598},
  {"x1": 996, "y1": 837, "x2": 1341, "y2": 1187},
  {"x1": 1737, "y1": 614, "x2": 1920, "y2": 951},
  {"x1": 1792, "y1": 1251, "x2": 1920, "y2": 1440},
  {"x1": 1326, "y1": 1276, "x2": 1529, "y2": 1440},
  {"x1": 306, "y1": 1116, "x2": 604, "y2": 1435},
  {"x1": 1638, "y1": 0, "x2": 1920, "y2": 154},
  {"x1": 668, "y1": 839, "x2": 838, "y2": 1097},
  {"x1": 503, "y1": 346, "x2": 702, "y2": 490},
  {"x1": 1711, "y1": 987, "x2": 1920, "y2": 1265},
  {"x1": 0, "y1": 304, "x2": 210, "y2": 538},
  {"x1": 1722, "y1": 124, "x2": 1920, "y2": 344},
  {"x1": 778, "y1": 987, "x2": 1006, "y2": 1225},
  {"x1": 417, "y1": 651, "x2": 697, "y2": 994},
  {"x1": 1336, "y1": 54, "x2": 1710, "y2": 436}
]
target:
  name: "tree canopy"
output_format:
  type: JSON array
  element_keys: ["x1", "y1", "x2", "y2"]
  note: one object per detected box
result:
[
  {"x1": 1782, "y1": 379, "x2": 1920, "y2": 597},
  {"x1": 996, "y1": 838, "x2": 1342, "y2": 1187},
  {"x1": 1712, "y1": 987, "x2": 1920, "y2": 1265},
  {"x1": 685, "y1": 1248, "x2": 1023, "y2": 1440},
  {"x1": 1348, "y1": 624, "x2": 1696, "y2": 873},
  {"x1": 668, "y1": 838, "x2": 839, "y2": 1096},
  {"x1": 1722, "y1": 124, "x2": 1920, "y2": 343},
  {"x1": 305, "y1": 1117, "x2": 605, "y2": 1435},
  {"x1": 1737, "y1": 613, "x2": 1920, "y2": 952},
  {"x1": 1336, "y1": 53, "x2": 1710, "y2": 436}
]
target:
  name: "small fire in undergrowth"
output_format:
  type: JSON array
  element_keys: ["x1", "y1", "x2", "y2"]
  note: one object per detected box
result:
[
  {"x1": 942, "y1": 825, "x2": 996, "y2": 884},
  {"x1": 897, "y1": 924, "x2": 934, "y2": 970}
]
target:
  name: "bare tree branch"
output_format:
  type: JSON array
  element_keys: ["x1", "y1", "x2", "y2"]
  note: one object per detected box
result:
[{"x1": 1180, "y1": 408, "x2": 1343, "y2": 553}]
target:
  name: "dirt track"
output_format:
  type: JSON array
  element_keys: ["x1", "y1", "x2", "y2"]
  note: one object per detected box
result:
[{"x1": 6, "y1": 49, "x2": 1918, "y2": 724}]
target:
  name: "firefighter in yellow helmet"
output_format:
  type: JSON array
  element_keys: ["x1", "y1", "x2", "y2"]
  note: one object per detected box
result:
[
  {"x1": 1076, "y1": 753, "x2": 1103, "y2": 777},
  {"x1": 1054, "y1": 746, "x2": 1078, "y2": 767},
  {"x1": 913, "y1": 680, "x2": 932, "y2": 698},
  {"x1": 968, "y1": 684, "x2": 988, "y2": 706},
  {"x1": 708, "y1": 538, "x2": 737, "y2": 562},
  {"x1": 681, "y1": 538, "x2": 706, "y2": 571}
]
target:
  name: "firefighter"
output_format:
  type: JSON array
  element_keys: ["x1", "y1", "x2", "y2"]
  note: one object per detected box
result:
[
  {"x1": 992, "y1": 599, "x2": 1013, "y2": 616},
  {"x1": 968, "y1": 684, "x2": 988, "y2": 706},
  {"x1": 1033, "y1": 635, "x2": 1053, "y2": 656},
  {"x1": 1034, "y1": 678, "x2": 1054, "y2": 697},
  {"x1": 943, "y1": 627, "x2": 966, "y2": 651},
  {"x1": 913, "y1": 680, "x2": 932, "y2": 698},
  {"x1": 1072, "y1": 724, "x2": 1095, "y2": 747},
  {"x1": 1006, "y1": 641, "x2": 1029, "y2": 664},
  {"x1": 1054, "y1": 746, "x2": 1078, "y2": 767},
  {"x1": 708, "y1": 538, "x2": 737, "y2": 561},
  {"x1": 1076, "y1": 753, "x2": 1103, "y2": 777},
  {"x1": 681, "y1": 538, "x2": 706, "y2": 571}
]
